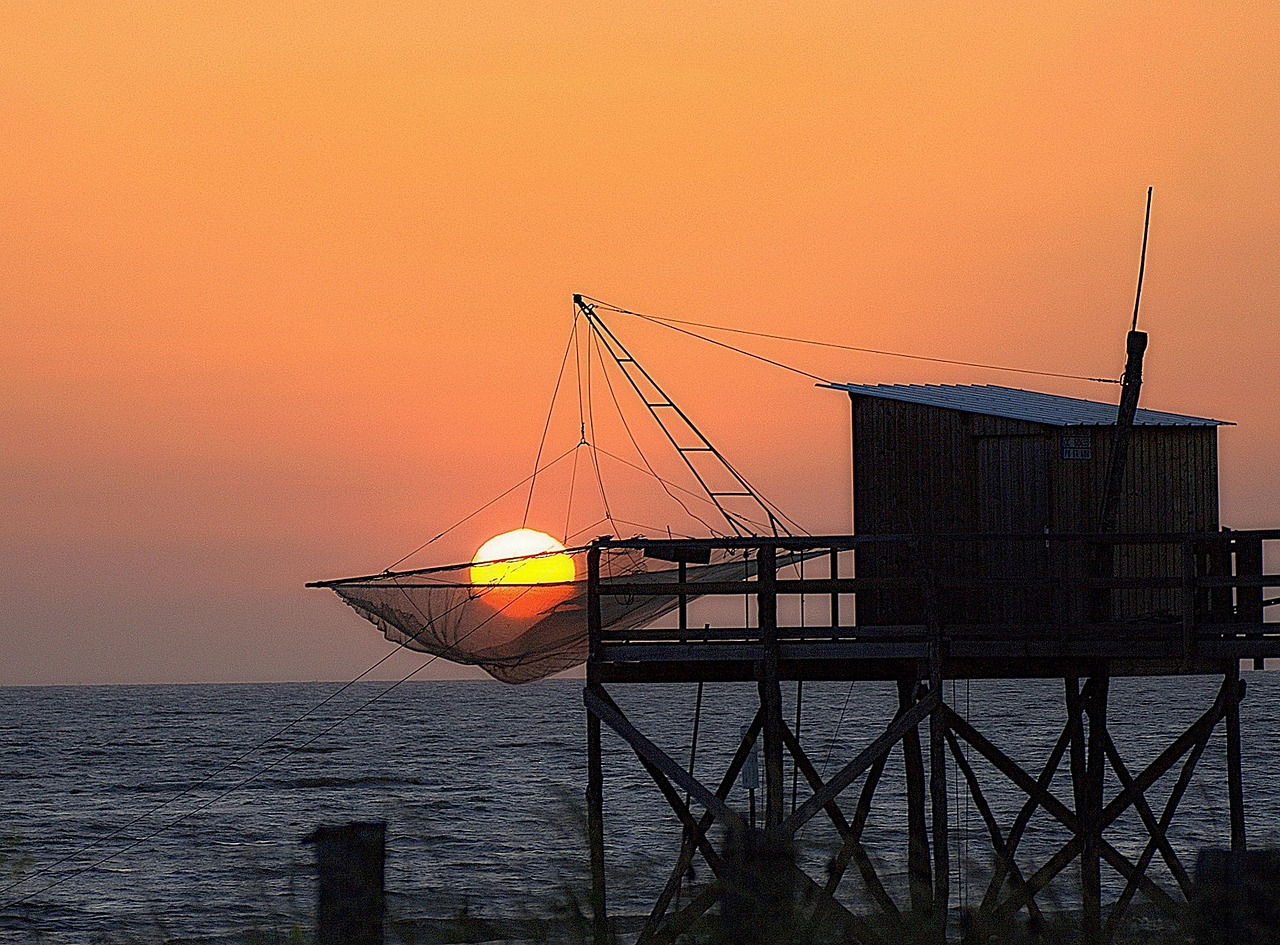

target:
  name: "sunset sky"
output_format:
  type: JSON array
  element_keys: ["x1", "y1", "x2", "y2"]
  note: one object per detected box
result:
[{"x1": 3, "y1": 2, "x2": 1277, "y2": 685}]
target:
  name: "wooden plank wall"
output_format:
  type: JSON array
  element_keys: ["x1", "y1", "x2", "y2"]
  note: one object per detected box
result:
[
  {"x1": 853, "y1": 395, "x2": 977, "y2": 626},
  {"x1": 851, "y1": 392, "x2": 1220, "y2": 630}
]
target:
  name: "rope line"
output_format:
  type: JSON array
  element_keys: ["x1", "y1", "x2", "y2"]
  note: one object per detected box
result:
[
  {"x1": 821, "y1": 680, "x2": 858, "y2": 780},
  {"x1": 588, "y1": 330, "x2": 724, "y2": 537},
  {"x1": 523, "y1": 311, "x2": 580, "y2": 527},
  {"x1": 582, "y1": 296, "x2": 1120, "y2": 386}
]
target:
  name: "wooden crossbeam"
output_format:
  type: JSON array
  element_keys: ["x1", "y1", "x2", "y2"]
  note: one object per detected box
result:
[
  {"x1": 647, "y1": 883, "x2": 720, "y2": 945},
  {"x1": 995, "y1": 838, "x2": 1083, "y2": 921},
  {"x1": 779, "y1": 718, "x2": 898, "y2": 916},
  {"x1": 639, "y1": 710, "x2": 763, "y2": 944},
  {"x1": 979, "y1": 718, "x2": 1072, "y2": 915},
  {"x1": 820, "y1": 755, "x2": 891, "y2": 910},
  {"x1": 972, "y1": 681, "x2": 1230, "y2": 927},
  {"x1": 785, "y1": 687, "x2": 940, "y2": 835},
  {"x1": 1097, "y1": 838, "x2": 1182, "y2": 919},
  {"x1": 634, "y1": 755, "x2": 725, "y2": 877},
  {"x1": 942, "y1": 705, "x2": 1079, "y2": 833},
  {"x1": 1105, "y1": 735, "x2": 1209, "y2": 939},
  {"x1": 1098, "y1": 676, "x2": 1230, "y2": 829},
  {"x1": 1100, "y1": 727, "x2": 1192, "y2": 896},
  {"x1": 787, "y1": 860, "x2": 886, "y2": 945},
  {"x1": 943, "y1": 728, "x2": 1043, "y2": 925},
  {"x1": 585, "y1": 686, "x2": 735, "y2": 821}
]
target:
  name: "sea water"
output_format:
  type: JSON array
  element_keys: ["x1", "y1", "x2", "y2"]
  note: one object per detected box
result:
[{"x1": 2, "y1": 675, "x2": 1279, "y2": 943}]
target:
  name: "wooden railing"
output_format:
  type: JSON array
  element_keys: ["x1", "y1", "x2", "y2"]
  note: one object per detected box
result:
[{"x1": 586, "y1": 530, "x2": 1280, "y2": 667}]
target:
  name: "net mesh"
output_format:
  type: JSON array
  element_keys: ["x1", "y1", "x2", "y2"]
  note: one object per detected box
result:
[{"x1": 324, "y1": 547, "x2": 761, "y2": 684}]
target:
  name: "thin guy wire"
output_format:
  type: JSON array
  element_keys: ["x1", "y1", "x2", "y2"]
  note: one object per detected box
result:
[
  {"x1": 582, "y1": 320, "x2": 614, "y2": 529},
  {"x1": 821, "y1": 680, "x2": 858, "y2": 780},
  {"x1": 581, "y1": 305, "x2": 790, "y2": 537},
  {"x1": 583, "y1": 296, "x2": 1120, "y2": 385},
  {"x1": 523, "y1": 310, "x2": 579, "y2": 526},
  {"x1": 594, "y1": 309, "x2": 806, "y2": 536},
  {"x1": 562, "y1": 444, "x2": 581, "y2": 544},
  {"x1": 573, "y1": 308, "x2": 587, "y2": 442}
]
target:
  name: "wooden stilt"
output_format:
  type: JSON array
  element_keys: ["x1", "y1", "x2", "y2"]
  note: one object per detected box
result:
[
  {"x1": 1105, "y1": 733, "x2": 1211, "y2": 938},
  {"x1": 780, "y1": 720, "x2": 898, "y2": 917},
  {"x1": 1226, "y1": 663, "x2": 1247, "y2": 853},
  {"x1": 900, "y1": 676, "x2": 934, "y2": 917},
  {"x1": 978, "y1": 717, "x2": 1072, "y2": 919},
  {"x1": 1083, "y1": 675, "x2": 1109, "y2": 937},
  {"x1": 944, "y1": 729, "x2": 1043, "y2": 927},
  {"x1": 929, "y1": 664, "x2": 949, "y2": 937},
  {"x1": 1065, "y1": 677, "x2": 1099, "y2": 935},
  {"x1": 587, "y1": 699, "x2": 608, "y2": 945},
  {"x1": 639, "y1": 714, "x2": 762, "y2": 945}
]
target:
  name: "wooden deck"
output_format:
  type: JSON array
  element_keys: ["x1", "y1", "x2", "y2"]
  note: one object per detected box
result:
[{"x1": 587, "y1": 530, "x2": 1280, "y2": 683}]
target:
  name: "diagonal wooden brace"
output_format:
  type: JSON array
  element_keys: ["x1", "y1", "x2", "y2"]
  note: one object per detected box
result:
[
  {"x1": 640, "y1": 710, "x2": 764, "y2": 944},
  {"x1": 585, "y1": 685, "x2": 738, "y2": 822},
  {"x1": 780, "y1": 717, "x2": 899, "y2": 917},
  {"x1": 785, "y1": 686, "x2": 940, "y2": 835}
]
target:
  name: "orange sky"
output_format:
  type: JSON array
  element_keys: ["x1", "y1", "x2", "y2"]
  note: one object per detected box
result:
[{"x1": 2, "y1": 2, "x2": 1277, "y2": 684}]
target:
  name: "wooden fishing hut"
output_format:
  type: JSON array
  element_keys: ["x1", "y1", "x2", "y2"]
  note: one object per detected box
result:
[
  {"x1": 840, "y1": 382, "x2": 1229, "y2": 630},
  {"x1": 582, "y1": 380, "x2": 1279, "y2": 944}
]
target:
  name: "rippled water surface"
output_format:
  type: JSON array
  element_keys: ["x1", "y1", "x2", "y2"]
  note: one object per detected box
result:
[{"x1": 2, "y1": 675, "x2": 1279, "y2": 942}]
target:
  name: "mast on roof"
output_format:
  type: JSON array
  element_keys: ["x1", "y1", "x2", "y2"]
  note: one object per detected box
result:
[{"x1": 1097, "y1": 186, "x2": 1154, "y2": 534}]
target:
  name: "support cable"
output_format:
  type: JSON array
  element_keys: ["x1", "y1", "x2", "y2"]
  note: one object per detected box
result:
[
  {"x1": 595, "y1": 303, "x2": 804, "y2": 536},
  {"x1": 386, "y1": 444, "x2": 578, "y2": 571},
  {"x1": 577, "y1": 296, "x2": 788, "y2": 537},
  {"x1": 586, "y1": 329, "x2": 725, "y2": 537},
  {"x1": 592, "y1": 446, "x2": 776, "y2": 537},
  {"x1": 821, "y1": 680, "x2": 858, "y2": 780},
  {"x1": 582, "y1": 296, "x2": 1120, "y2": 386},
  {"x1": 523, "y1": 309, "x2": 580, "y2": 526},
  {"x1": 582, "y1": 322, "x2": 614, "y2": 531},
  {"x1": 562, "y1": 445, "x2": 582, "y2": 545}
]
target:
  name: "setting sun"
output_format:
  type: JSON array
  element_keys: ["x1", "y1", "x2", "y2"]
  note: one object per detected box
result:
[
  {"x1": 470, "y1": 529, "x2": 576, "y2": 618},
  {"x1": 470, "y1": 529, "x2": 576, "y2": 586}
]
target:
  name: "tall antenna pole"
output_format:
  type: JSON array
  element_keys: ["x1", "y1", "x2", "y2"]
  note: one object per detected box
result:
[
  {"x1": 1131, "y1": 186, "x2": 1153, "y2": 332},
  {"x1": 1098, "y1": 186, "x2": 1154, "y2": 535}
]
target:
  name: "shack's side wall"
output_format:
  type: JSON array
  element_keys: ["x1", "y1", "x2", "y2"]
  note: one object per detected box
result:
[
  {"x1": 1049, "y1": 425, "x2": 1220, "y2": 621},
  {"x1": 852, "y1": 396, "x2": 986, "y2": 625},
  {"x1": 851, "y1": 393, "x2": 1220, "y2": 627},
  {"x1": 1048, "y1": 426, "x2": 1219, "y2": 533}
]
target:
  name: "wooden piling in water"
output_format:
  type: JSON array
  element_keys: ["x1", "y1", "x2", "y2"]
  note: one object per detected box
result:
[{"x1": 306, "y1": 821, "x2": 385, "y2": 945}]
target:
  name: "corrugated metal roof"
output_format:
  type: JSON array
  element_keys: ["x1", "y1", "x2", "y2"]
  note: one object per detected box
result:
[{"x1": 822, "y1": 383, "x2": 1230, "y2": 427}]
